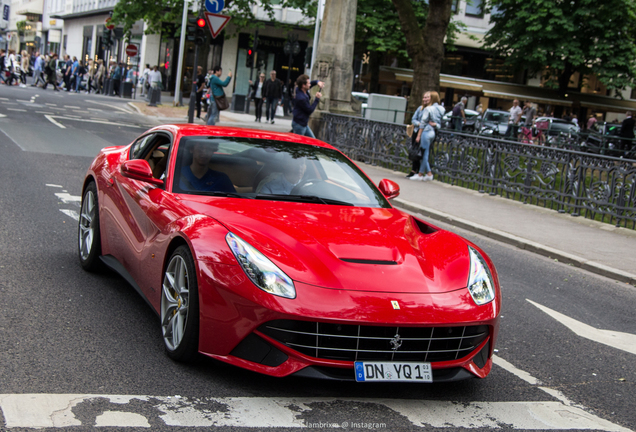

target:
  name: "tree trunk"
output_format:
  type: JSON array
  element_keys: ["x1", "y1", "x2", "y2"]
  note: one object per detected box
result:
[{"x1": 391, "y1": 0, "x2": 453, "y2": 116}]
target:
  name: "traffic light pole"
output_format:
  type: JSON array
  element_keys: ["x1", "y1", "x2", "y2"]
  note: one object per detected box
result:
[
  {"x1": 174, "y1": 0, "x2": 189, "y2": 107},
  {"x1": 187, "y1": 44, "x2": 199, "y2": 123}
]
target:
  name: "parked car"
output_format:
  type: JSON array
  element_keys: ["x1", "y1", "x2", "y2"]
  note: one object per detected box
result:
[
  {"x1": 78, "y1": 124, "x2": 501, "y2": 382},
  {"x1": 580, "y1": 122, "x2": 633, "y2": 157},
  {"x1": 475, "y1": 109, "x2": 510, "y2": 136},
  {"x1": 441, "y1": 108, "x2": 480, "y2": 131},
  {"x1": 534, "y1": 117, "x2": 580, "y2": 148}
]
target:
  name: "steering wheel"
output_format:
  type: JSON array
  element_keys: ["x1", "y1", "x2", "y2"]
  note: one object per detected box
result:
[{"x1": 290, "y1": 178, "x2": 322, "y2": 195}]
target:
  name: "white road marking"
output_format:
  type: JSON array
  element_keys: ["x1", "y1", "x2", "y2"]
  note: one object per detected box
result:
[
  {"x1": 527, "y1": 299, "x2": 636, "y2": 355},
  {"x1": 87, "y1": 108, "x2": 103, "y2": 111},
  {"x1": 63, "y1": 105, "x2": 81, "y2": 109},
  {"x1": 7, "y1": 108, "x2": 27, "y2": 112},
  {"x1": 59, "y1": 209, "x2": 79, "y2": 220},
  {"x1": 0, "y1": 394, "x2": 629, "y2": 430},
  {"x1": 0, "y1": 97, "x2": 9, "y2": 101},
  {"x1": 16, "y1": 99, "x2": 32, "y2": 103},
  {"x1": 0, "y1": 113, "x2": 5, "y2": 118},
  {"x1": 35, "y1": 111, "x2": 54, "y2": 114},
  {"x1": 45, "y1": 103, "x2": 57, "y2": 106},
  {"x1": 86, "y1": 99, "x2": 133, "y2": 113},
  {"x1": 46, "y1": 184, "x2": 63, "y2": 188},
  {"x1": 44, "y1": 115, "x2": 66, "y2": 129},
  {"x1": 44, "y1": 116, "x2": 143, "y2": 128},
  {"x1": 493, "y1": 355, "x2": 541, "y2": 385},
  {"x1": 55, "y1": 192, "x2": 81, "y2": 204}
]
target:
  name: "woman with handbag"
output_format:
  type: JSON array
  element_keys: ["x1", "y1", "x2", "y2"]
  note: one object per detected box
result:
[
  {"x1": 248, "y1": 73, "x2": 266, "y2": 122},
  {"x1": 408, "y1": 91, "x2": 445, "y2": 182},
  {"x1": 407, "y1": 93, "x2": 427, "y2": 178},
  {"x1": 206, "y1": 66, "x2": 232, "y2": 126}
]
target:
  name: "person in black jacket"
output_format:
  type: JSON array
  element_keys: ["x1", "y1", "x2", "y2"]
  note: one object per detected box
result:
[
  {"x1": 249, "y1": 73, "x2": 266, "y2": 122},
  {"x1": 619, "y1": 111, "x2": 635, "y2": 154},
  {"x1": 291, "y1": 74, "x2": 324, "y2": 138},
  {"x1": 262, "y1": 70, "x2": 283, "y2": 124}
]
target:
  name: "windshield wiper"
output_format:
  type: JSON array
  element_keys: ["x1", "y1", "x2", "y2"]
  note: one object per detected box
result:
[
  {"x1": 190, "y1": 191, "x2": 252, "y2": 199},
  {"x1": 255, "y1": 194, "x2": 354, "y2": 206}
]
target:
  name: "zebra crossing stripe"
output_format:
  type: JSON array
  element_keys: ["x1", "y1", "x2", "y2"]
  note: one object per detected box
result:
[{"x1": 0, "y1": 394, "x2": 630, "y2": 430}]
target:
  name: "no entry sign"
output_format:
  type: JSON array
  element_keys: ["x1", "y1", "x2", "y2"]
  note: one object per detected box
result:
[{"x1": 125, "y1": 44, "x2": 138, "y2": 57}]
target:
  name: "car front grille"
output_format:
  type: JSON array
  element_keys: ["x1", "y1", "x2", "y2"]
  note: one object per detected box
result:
[{"x1": 258, "y1": 320, "x2": 489, "y2": 363}]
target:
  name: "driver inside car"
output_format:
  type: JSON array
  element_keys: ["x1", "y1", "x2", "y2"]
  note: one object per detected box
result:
[
  {"x1": 256, "y1": 156, "x2": 307, "y2": 195},
  {"x1": 180, "y1": 141, "x2": 236, "y2": 193}
]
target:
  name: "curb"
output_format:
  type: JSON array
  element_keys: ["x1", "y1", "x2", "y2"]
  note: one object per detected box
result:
[{"x1": 394, "y1": 198, "x2": 636, "y2": 286}]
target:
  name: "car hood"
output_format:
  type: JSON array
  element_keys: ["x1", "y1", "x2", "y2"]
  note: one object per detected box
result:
[{"x1": 181, "y1": 198, "x2": 471, "y2": 294}]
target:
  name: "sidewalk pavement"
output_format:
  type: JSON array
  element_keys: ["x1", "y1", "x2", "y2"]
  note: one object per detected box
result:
[{"x1": 129, "y1": 99, "x2": 636, "y2": 286}]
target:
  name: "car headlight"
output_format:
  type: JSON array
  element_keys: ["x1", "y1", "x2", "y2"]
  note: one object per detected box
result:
[
  {"x1": 226, "y1": 232, "x2": 296, "y2": 299},
  {"x1": 467, "y1": 246, "x2": 495, "y2": 305}
]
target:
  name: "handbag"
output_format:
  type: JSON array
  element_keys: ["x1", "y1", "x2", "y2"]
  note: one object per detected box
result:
[
  {"x1": 214, "y1": 92, "x2": 229, "y2": 111},
  {"x1": 408, "y1": 141, "x2": 423, "y2": 161},
  {"x1": 406, "y1": 124, "x2": 414, "y2": 137}
]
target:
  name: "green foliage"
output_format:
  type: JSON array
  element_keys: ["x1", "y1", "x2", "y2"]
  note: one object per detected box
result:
[
  {"x1": 484, "y1": 0, "x2": 636, "y2": 93},
  {"x1": 111, "y1": 0, "x2": 316, "y2": 39},
  {"x1": 355, "y1": 0, "x2": 464, "y2": 65}
]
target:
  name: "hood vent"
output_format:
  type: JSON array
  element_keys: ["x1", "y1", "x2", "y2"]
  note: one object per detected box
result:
[{"x1": 340, "y1": 258, "x2": 398, "y2": 265}]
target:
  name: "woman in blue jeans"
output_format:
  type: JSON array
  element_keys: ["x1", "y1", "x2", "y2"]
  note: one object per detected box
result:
[
  {"x1": 206, "y1": 66, "x2": 232, "y2": 126},
  {"x1": 409, "y1": 91, "x2": 445, "y2": 182}
]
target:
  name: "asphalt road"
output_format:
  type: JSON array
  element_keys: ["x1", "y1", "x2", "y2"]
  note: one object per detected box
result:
[{"x1": 0, "y1": 85, "x2": 635, "y2": 431}]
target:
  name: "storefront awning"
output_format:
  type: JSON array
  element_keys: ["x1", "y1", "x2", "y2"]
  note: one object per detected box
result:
[{"x1": 482, "y1": 89, "x2": 572, "y2": 107}]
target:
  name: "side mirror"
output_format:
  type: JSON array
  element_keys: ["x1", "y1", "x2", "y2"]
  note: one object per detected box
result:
[
  {"x1": 121, "y1": 159, "x2": 164, "y2": 186},
  {"x1": 378, "y1": 179, "x2": 400, "y2": 200}
]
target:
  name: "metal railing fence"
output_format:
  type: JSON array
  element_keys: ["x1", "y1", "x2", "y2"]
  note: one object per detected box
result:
[{"x1": 319, "y1": 113, "x2": 636, "y2": 229}]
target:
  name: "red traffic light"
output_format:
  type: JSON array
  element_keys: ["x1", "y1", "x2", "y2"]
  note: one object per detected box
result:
[
  {"x1": 248, "y1": 49, "x2": 252, "y2": 56},
  {"x1": 197, "y1": 18, "x2": 206, "y2": 27}
]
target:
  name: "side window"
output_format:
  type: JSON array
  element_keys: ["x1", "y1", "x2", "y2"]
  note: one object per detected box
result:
[{"x1": 129, "y1": 134, "x2": 155, "y2": 160}]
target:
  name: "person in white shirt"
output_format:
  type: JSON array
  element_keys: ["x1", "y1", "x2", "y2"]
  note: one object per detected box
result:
[
  {"x1": 148, "y1": 66, "x2": 162, "y2": 88},
  {"x1": 505, "y1": 99, "x2": 522, "y2": 138},
  {"x1": 140, "y1": 64, "x2": 151, "y2": 96}
]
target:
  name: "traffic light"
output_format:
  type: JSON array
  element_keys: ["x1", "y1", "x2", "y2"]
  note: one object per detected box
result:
[
  {"x1": 101, "y1": 27, "x2": 112, "y2": 48},
  {"x1": 186, "y1": 17, "x2": 197, "y2": 42},
  {"x1": 195, "y1": 17, "x2": 206, "y2": 45},
  {"x1": 246, "y1": 48, "x2": 254, "y2": 68}
]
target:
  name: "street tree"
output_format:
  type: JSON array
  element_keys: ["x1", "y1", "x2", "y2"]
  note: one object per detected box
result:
[
  {"x1": 484, "y1": 0, "x2": 636, "y2": 96},
  {"x1": 390, "y1": 0, "x2": 455, "y2": 115},
  {"x1": 111, "y1": 0, "x2": 315, "y2": 38}
]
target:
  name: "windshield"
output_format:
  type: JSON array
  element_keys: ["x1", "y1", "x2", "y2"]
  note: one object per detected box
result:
[
  {"x1": 484, "y1": 111, "x2": 510, "y2": 123},
  {"x1": 172, "y1": 136, "x2": 391, "y2": 208}
]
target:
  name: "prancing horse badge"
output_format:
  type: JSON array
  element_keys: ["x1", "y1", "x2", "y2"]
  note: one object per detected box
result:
[{"x1": 391, "y1": 300, "x2": 400, "y2": 310}]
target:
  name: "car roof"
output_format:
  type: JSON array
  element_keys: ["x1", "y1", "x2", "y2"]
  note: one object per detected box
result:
[{"x1": 145, "y1": 124, "x2": 337, "y2": 150}]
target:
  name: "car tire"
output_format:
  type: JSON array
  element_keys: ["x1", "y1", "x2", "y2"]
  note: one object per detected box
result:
[
  {"x1": 161, "y1": 245, "x2": 199, "y2": 362},
  {"x1": 78, "y1": 181, "x2": 103, "y2": 271}
]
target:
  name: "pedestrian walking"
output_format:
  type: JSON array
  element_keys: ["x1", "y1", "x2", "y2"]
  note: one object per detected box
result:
[
  {"x1": 0, "y1": 49, "x2": 6, "y2": 85},
  {"x1": 75, "y1": 60, "x2": 87, "y2": 92},
  {"x1": 4, "y1": 50, "x2": 17, "y2": 85},
  {"x1": 31, "y1": 52, "x2": 45, "y2": 87},
  {"x1": 206, "y1": 66, "x2": 232, "y2": 126},
  {"x1": 291, "y1": 74, "x2": 324, "y2": 138},
  {"x1": 263, "y1": 70, "x2": 283, "y2": 124},
  {"x1": 42, "y1": 53, "x2": 60, "y2": 91},
  {"x1": 406, "y1": 93, "x2": 427, "y2": 178},
  {"x1": 195, "y1": 66, "x2": 205, "y2": 119},
  {"x1": 408, "y1": 91, "x2": 445, "y2": 182},
  {"x1": 248, "y1": 73, "x2": 266, "y2": 122},
  {"x1": 587, "y1": 114, "x2": 598, "y2": 131},
  {"x1": 505, "y1": 99, "x2": 522, "y2": 138},
  {"x1": 94, "y1": 60, "x2": 105, "y2": 93},
  {"x1": 140, "y1": 64, "x2": 150, "y2": 96},
  {"x1": 111, "y1": 62, "x2": 123, "y2": 96},
  {"x1": 451, "y1": 97, "x2": 467, "y2": 131},
  {"x1": 19, "y1": 50, "x2": 30, "y2": 86}
]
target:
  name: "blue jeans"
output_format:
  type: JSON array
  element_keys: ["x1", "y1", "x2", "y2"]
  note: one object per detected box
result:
[
  {"x1": 206, "y1": 99, "x2": 219, "y2": 125},
  {"x1": 418, "y1": 126, "x2": 435, "y2": 174},
  {"x1": 266, "y1": 97, "x2": 279, "y2": 121},
  {"x1": 292, "y1": 121, "x2": 316, "y2": 138}
]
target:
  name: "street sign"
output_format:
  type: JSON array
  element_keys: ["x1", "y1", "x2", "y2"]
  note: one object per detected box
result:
[
  {"x1": 204, "y1": 12, "x2": 231, "y2": 39},
  {"x1": 105, "y1": 17, "x2": 114, "y2": 30},
  {"x1": 204, "y1": 0, "x2": 224, "y2": 14},
  {"x1": 125, "y1": 44, "x2": 138, "y2": 57}
]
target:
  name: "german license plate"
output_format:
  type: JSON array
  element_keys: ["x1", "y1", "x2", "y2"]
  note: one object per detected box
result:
[{"x1": 354, "y1": 361, "x2": 432, "y2": 382}]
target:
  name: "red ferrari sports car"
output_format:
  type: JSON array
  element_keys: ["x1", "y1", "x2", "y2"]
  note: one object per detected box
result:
[{"x1": 78, "y1": 124, "x2": 501, "y2": 382}]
